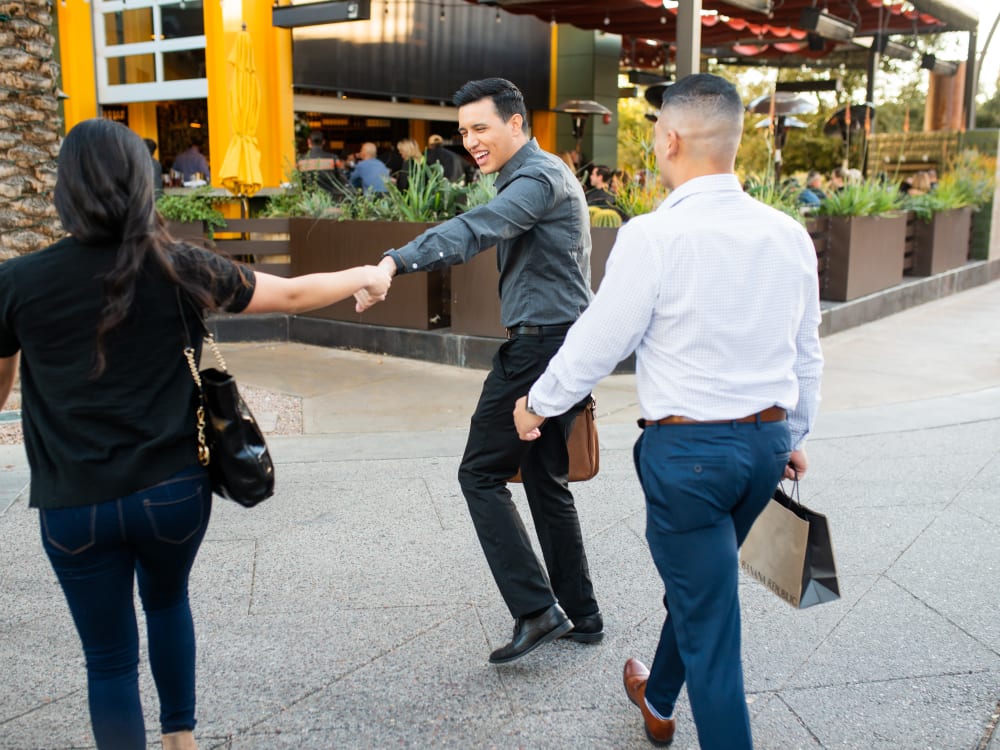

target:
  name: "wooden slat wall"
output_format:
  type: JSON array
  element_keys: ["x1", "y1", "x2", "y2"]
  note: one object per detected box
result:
[{"x1": 211, "y1": 218, "x2": 291, "y2": 277}]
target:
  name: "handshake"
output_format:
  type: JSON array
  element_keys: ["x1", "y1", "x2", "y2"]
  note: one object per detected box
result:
[{"x1": 354, "y1": 256, "x2": 398, "y2": 313}]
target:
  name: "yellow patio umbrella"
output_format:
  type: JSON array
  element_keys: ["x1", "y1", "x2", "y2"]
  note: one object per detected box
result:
[{"x1": 218, "y1": 24, "x2": 263, "y2": 205}]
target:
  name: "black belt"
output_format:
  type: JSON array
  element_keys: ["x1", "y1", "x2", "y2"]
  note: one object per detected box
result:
[{"x1": 505, "y1": 324, "x2": 573, "y2": 339}]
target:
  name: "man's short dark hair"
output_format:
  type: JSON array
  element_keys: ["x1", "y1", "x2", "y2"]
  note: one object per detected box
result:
[
  {"x1": 309, "y1": 130, "x2": 325, "y2": 147},
  {"x1": 592, "y1": 165, "x2": 613, "y2": 183},
  {"x1": 660, "y1": 73, "x2": 743, "y2": 121},
  {"x1": 453, "y1": 78, "x2": 527, "y2": 123},
  {"x1": 143, "y1": 138, "x2": 157, "y2": 156}
]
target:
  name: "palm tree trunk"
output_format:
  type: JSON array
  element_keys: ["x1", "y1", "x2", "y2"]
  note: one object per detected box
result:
[{"x1": 0, "y1": 0, "x2": 62, "y2": 260}]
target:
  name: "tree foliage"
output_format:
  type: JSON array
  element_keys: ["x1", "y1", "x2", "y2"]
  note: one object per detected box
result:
[{"x1": 976, "y1": 89, "x2": 1000, "y2": 129}]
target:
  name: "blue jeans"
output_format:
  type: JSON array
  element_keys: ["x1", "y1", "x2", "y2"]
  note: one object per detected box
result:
[
  {"x1": 40, "y1": 466, "x2": 212, "y2": 749},
  {"x1": 633, "y1": 419, "x2": 790, "y2": 750}
]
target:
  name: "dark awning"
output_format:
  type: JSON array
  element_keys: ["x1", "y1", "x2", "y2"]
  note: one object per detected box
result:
[{"x1": 469, "y1": 0, "x2": 979, "y2": 69}]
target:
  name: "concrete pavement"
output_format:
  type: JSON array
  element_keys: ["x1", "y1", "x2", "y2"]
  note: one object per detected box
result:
[{"x1": 1, "y1": 281, "x2": 999, "y2": 749}]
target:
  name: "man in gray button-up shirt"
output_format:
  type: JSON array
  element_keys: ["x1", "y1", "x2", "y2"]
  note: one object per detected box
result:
[{"x1": 358, "y1": 78, "x2": 602, "y2": 664}]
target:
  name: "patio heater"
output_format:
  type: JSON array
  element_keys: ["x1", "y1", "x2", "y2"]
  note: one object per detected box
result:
[
  {"x1": 746, "y1": 91, "x2": 817, "y2": 183},
  {"x1": 554, "y1": 99, "x2": 612, "y2": 162}
]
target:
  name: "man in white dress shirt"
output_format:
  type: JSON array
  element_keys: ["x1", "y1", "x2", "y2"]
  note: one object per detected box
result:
[{"x1": 513, "y1": 73, "x2": 823, "y2": 749}]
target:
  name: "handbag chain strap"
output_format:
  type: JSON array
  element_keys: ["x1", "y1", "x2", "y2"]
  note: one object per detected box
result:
[
  {"x1": 202, "y1": 333, "x2": 228, "y2": 372},
  {"x1": 176, "y1": 288, "x2": 214, "y2": 468},
  {"x1": 182, "y1": 345, "x2": 211, "y2": 468}
]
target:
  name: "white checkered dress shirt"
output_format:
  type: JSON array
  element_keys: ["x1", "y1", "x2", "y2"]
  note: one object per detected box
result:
[{"x1": 529, "y1": 173, "x2": 823, "y2": 449}]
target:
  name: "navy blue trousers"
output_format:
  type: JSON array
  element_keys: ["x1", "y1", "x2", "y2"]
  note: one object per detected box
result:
[
  {"x1": 40, "y1": 466, "x2": 211, "y2": 749},
  {"x1": 633, "y1": 419, "x2": 790, "y2": 750}
]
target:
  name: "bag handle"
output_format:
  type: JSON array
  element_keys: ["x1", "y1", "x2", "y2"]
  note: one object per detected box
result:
[
  {"x1": 777, "y1": 474, "x2": 801, "y2": 508},
  {"x1": 175, "y1": 288, "x2": 214, "y2": 467},
  {"x1": 175, "y1": 288, "x2": 229, "y2": 373}
]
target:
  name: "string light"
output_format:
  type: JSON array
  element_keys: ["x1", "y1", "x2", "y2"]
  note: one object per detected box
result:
[
  {"x1": 603, "y1": 13, "x2": 610, "y2": 26},
  {"x1": 495, "y1": 8, "x2": 501, "y2": 23},
  {"x1": 439, "y1": 3, "x2": 445, "y2": 21}
]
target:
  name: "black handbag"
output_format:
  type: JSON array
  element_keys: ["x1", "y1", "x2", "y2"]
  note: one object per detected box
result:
[{"x1": 178, "y1": 291, "x2": 275, "y2": 507}]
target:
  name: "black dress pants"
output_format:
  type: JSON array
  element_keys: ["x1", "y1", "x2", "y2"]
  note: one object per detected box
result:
[{"x1": 457, "y1": 333, "x2": 599, "y2": 620}]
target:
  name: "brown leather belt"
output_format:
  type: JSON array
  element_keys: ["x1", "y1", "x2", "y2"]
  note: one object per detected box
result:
[{"x1": 639, "y1": 406, "x2": 786, "y2": 428}]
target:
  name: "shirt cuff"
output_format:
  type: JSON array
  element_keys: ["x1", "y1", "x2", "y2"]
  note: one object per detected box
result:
[
  {"x1": 527, "y1": 374, "x2": 579, "y2": 418},
  {"x1": 382, "y1": 249, "x2": 408, "y2": 275}
]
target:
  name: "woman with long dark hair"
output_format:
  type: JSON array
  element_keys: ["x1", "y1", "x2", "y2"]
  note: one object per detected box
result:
[{"x1": 0, "y1": 118, "x2": 391, "y2": 750}]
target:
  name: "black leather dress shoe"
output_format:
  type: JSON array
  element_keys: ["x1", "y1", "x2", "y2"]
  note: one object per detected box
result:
[
  {"x1": 488, "y1": 604, "x2": 572, "y2": 664},
  {"x1": 560, "y1": 611, "x2": 604, "y2": 643}
]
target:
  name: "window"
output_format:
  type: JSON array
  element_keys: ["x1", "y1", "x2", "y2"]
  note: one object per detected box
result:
[{"x1": 94, "y1": 0, "x2": 207, "y2": 104}]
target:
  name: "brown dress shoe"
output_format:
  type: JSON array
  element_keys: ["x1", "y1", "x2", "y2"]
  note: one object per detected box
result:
[{"x1": 623, "y1": 658, "x2": 676, "y2": 746}]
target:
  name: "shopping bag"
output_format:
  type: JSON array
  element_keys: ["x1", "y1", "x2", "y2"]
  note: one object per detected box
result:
[
  {"x1": 510, "y1": 397, "x2": 599, "y2": 483},
  {"x1": 739, "y1": 481, "x2": 840, "y2": 609}
]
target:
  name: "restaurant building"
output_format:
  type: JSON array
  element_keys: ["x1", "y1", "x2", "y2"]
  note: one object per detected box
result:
[{"x1": 55, "y1": 0, "x2": 620, "y2": 188}]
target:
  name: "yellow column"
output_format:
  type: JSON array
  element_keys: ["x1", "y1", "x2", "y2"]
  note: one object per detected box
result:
[
  {"x1": 205, "y1": 0, "x2": 295, "y2": 188},
  {"x1": 57, "y1": 0, "x2": 98, "y2": 130},
  {"x1": 532, "y1": 22, "x2": 559, "y2": 153},
  {"x1": 128, "y1": 102, "x2": 158, "y2": 144}
]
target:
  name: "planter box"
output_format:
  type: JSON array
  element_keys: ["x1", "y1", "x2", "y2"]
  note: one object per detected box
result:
[
  {"x1": 450, "y1": 248, "x2": 503, "y2": 337},
  {"x1": 823, "y1": 214, "x2": 907, "y2": 302},
  {"x1": 807, "y1": 217, "x2": 830, "y2": 289},
  {"x1": 450, "y1": 226, "x2": 620, "y2": 338},
  {"x1": 589, "y1": 226, "x2": 617, "y2": 290},
  {"x1": 908, "y1": 207, "x2": 973, "y2": 276},
  {"x1": 289, "y1": 218, "x2": 448, "y2": 330}
]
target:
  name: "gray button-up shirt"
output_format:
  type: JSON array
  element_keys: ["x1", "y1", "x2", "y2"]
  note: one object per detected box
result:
[{"x1": 385, "y1": 139, "x2": 592, "y2": 328}]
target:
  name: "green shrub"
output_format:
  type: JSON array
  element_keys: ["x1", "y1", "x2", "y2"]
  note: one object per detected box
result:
[
  {"x1": 336, "y1": 162, "x2": 496, "y2": 222},
  {"x1": 904, "y1": 178, "x2": 977, "y2": 222},
  {"x1": 156, "y1": 186, "x2": 229, "y2": 238},
  {"x1": 945, "y1": 150, "x2": 995, "y2": 208},
  {"x1": 815, "y1": 180, "x2": 903, "y2": 217},
  {"x1": 462, "y1": 173, "x2": 497, "y2": 210},
  {"x1": 614, "y1": 176, "x2": 669, "y2": 219},
  {"x1": 743, "y1": 175, "x2": 804, "y2": 224},
  {"x1": 261, "y1": 170, "x2": 337, "y2": 218},
  {"x1": 378, "y1": 160, "x2": 462, "y2": 222}
]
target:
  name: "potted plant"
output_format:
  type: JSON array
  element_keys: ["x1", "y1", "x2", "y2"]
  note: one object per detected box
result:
[
  {"x1": 156, "y1": 186, "x2": 229, "y2": 243},
  {"x1": 954, "y1": 150, "x2": 999, "y2": 261},
  {"x1": 260, "y1": 169, "x2": 339, "y2": 220},
  {"x1": 813, "y1": 180, "x2": 907, "y2": 302},
  {"x1": 903, "y1": 171, "x2": 980, "y2": 276},
  {"x1": 290, "y1": 160, "x2": 468, "y2": 331}
]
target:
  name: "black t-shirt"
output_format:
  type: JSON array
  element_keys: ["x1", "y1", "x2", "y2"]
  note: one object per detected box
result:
[{"x1": 0, "y1": 237, "x2": 255, "y2": 508}]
